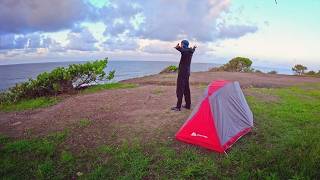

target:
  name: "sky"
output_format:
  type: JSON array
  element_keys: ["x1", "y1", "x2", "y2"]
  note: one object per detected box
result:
[{"x1": 0, "y1": 0, "x2": 319, "y2": 70}]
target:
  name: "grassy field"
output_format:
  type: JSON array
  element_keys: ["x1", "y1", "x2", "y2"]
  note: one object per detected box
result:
[
  {"x1": 0, "y1": 83, "x2": 319, "y2": 179},
  {"x1": 0, "y1": 83, "x2": 138, "y2": 112}
]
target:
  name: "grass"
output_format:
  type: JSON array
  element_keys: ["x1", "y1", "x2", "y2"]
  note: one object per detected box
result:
[
  {"x1": 0, "y1": 83, "x2": 319, "y2": 179},
  {"x1": 0, "y1": 97, "x2": 59, "y2": 112},
  {"x1": 78, "y1": 119, "x2": 92, "y2": 128},
  {"x1": 0, "y1": 83, "x2": 137, "y2": 112},
  {"x1": 81, "y1": 82, "x2": 138, "y2": 94}
]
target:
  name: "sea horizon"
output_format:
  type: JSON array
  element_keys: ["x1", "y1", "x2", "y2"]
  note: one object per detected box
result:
[{"x1": 0, "y1": 60, "x2": 293, "y2": 91}]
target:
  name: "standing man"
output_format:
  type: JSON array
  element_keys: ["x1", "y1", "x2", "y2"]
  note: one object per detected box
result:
[{"x1": 171, "y1": 40, "x2": 196, "y2": 111}]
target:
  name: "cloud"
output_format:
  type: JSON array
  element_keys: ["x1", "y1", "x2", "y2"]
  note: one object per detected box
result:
[
  {"x1": 0, "y1": 34, "x2": 16, "y2": 50},
  {"x1": 0, "y1": 33, "x2": 64, "y2": 52},
  {"x1": 0, "y1": 0, "x2": 95, "y2": 35},
  {"x1": 1, "y1": 0, "x2": 261, "y2": 60},
  {"x1": 103, "y1": 37, "x2": 139, "y2": 51},
  {"x1": 142, "y1": 41, "x2": 176, "y2": 54},
  {"x1": 66, "y1": 27, "x2": 98, "y2": 51},
  {"x1": 217, "y1": 23, "x2": 258, "y2": 39},
  {"x1": 102, "y1": 0, "x2": 234, "y2": 42}
]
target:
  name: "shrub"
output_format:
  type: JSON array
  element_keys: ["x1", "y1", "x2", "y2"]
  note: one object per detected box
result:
[
  {"x1": 305, "y1": 71, "x2": 316, "y2": 76},
  {"x1": 160, "y1": 65, "x2": 178, "y2": 74},
  {"x1": 210, "y1": 57, "x2": 253, "y2": 72},
  {"x1": 0, "y1": 58, "x2": 115, "y2": 103},
  {"x1": 292, "y1": 64, "x2": 307, "y2": 75},
  {"x1": 255, "y1": 69, "x2": 263, "y2": 73},
  {"x1": 268, "y1": 70, "x2": 278, "y2": 74}
]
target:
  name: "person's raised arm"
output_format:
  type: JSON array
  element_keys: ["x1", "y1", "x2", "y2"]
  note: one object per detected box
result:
[
  {"x1": 174, "y1": 43, "x2": 182, "y2": 52},
  {"x1": 191, "y1": 45, "x2": 197, "y2": 53}
]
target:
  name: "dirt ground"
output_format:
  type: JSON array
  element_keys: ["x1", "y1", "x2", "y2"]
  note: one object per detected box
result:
[{"x1": 0, "y1": 72, "x2": 319, "y2": 151}]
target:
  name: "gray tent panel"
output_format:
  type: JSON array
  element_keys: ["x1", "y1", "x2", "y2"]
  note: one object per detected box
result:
[{"x1": 209, "y1": 82, "x2": 253, "y2": 145}]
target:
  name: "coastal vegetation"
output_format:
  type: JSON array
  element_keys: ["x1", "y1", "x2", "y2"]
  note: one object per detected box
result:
[
  {"x1": 0, "y1": 59, "x2": 140, "y2": 112},
  {"x1": 209, "y1": 57, "x2": 320, "y2": 76},
  {"x1": 0, "y1": 58, "x2": 115, "y2": 104},
  {"x1": 210, "y1": 57, "x2": 254, "y2": 72},
  {"x1": 160, "y1": 65, "x2": 178, "y2": 74}
]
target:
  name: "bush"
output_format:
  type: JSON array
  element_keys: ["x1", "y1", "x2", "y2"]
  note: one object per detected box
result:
[
  {"x1": 210, "y1": 57, "x2": 253, "y2": 72},
  {"x1": 0, "y1": 58, "x2": 115, "y2": 104},
  {"x1": 255, "y1": 69, "x2": 263, "y2": 73},
  {"x1": 292, "y1": 64, "x2": 307, "y2": 75},
  {"x1": 268, "y1": 70, "x2": 278, "y2": 74},
  {"x1": 305, "y1": 71, "x2": 316, "y2": 76},
  {"x1": 160, "y1": 65, "x2": 178, "y2": 74}
]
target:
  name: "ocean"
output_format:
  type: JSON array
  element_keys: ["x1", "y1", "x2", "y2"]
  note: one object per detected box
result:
[
  {"x1": 0, "y1": 61, "x2": 217, "y2": 91},
  {"x1": 0, "y1": 60, "x2": 292, "y2": 91}
]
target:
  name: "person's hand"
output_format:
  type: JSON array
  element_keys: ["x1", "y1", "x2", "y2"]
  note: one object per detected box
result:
[
  {"x1": 193, "y1": 45, "x2": 197, "y2": 49},
  {"x1": 175, "y1": 43, "x2": 180, "y2": 48}
]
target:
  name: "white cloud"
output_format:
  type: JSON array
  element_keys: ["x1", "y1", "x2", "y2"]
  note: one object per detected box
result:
[{"x1": 66, "y1": 27, "x2": 98, "y2": 51}]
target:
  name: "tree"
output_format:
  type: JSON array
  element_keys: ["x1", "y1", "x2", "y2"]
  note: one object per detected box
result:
[
  {"x1": 292, "y1": 64, "x2": 307, "y2": 75},
  {"x1": 223, "y1": 57, "x2": 253, "y2": 72}
]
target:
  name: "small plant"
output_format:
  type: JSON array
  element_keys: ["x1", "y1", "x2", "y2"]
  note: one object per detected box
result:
[
  {"x1": 160, "y1": 65, "x2": 178, "y2": 74},
  {"x1": 78, "y1": 119, "x2": 91, "y2": 128},
  {"x1": 268, "y1": 70, "x2": 278, "y2": 74},
  {"x1": 255, "y1": 69, "x2": 263, "y2": 73}
]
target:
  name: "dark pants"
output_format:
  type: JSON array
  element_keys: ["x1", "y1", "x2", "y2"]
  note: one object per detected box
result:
[{"x1": 176, "y1": 74, "x2": 191, "y2": 108}]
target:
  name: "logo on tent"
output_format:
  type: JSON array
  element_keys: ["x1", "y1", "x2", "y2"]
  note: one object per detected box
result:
[{"x1": 191, "y1": 132, "x2": 208, "y2": 139}]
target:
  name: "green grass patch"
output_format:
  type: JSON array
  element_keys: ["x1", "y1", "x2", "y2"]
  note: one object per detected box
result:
[
  {"x1": 0, "y1": 132, "x2": 71, "y2": 179},
  {"x1": 0, "y1": 97, "x2": 59, "y2": 112},
  {"x1": 78, "y1": 118, "x2": 92, "y2": 128},
  {"x1": 86, "y1": 142, "x2": 151, "y2": 179},
  {"x1": 81, "y1": 82, "x2": 138, "y2": 94}
]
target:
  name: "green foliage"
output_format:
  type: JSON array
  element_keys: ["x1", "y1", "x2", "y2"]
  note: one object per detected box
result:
[
  {"x1": 210, "y1": 57, "x2": 253, "y2": 72},
  {"x1": 60, "y1": 150, "x2": 74, "y2": 165},
  {"x1": 160, "y1": 65, "x2": 178, "y2": 74},
  {"x1": 0, "y1": 97, "x2": 59, "y2": 112},
  {"x1": 78, "y1": 119, "x2": 92, "y2": 128},
  {"x1": 0, "y1": 58, "x2": 115, "y2": 104},
  {"x1": 81, "y1": 83, "x2": 138, "y2": 94},
  {"x1": 36, "y1": 161, "x2": 55, "y2": 179},
  {"x1": 306, "y1": 70, "x2": 316, "y2": 75},
  {"x1": 292, "y1": 64, "x2": 308, "y2": 75},
  {"x1": 0, "y1": 131, "x2": 72, "y2": 179},
  {"x1": 268, "y1": 70, "x2": 278, "y2": 74},
  {"x1": 87, "y1": 143, "x2": 150, "y2": 179}
]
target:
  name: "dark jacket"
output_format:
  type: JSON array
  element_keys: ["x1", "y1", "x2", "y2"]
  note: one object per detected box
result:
[{"x1": 175, "y1": 47, "x2": 195, "y2": 77}]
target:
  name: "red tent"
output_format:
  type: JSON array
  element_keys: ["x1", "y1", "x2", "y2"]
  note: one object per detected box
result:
[{"x1": 175, "y1": 80, "x2": 254, "y2": 153}]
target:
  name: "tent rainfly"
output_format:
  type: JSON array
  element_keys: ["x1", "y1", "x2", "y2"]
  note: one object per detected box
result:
[{"x1": 175, "y1": 80, "x2": 254, "y2": 153}]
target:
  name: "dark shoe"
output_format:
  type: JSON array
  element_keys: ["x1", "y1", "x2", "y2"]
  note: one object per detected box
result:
[
  {"x1": 182, "y1": 105, "x2": 191, "y2": 110},
  {"x1": 171, "y1": 107, "x2": 181, "y2": 111}
]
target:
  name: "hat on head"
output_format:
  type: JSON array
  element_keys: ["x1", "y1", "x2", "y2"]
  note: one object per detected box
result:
[{"x1": 181, "y1": 40, "x2": 189, "y2": 48}]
